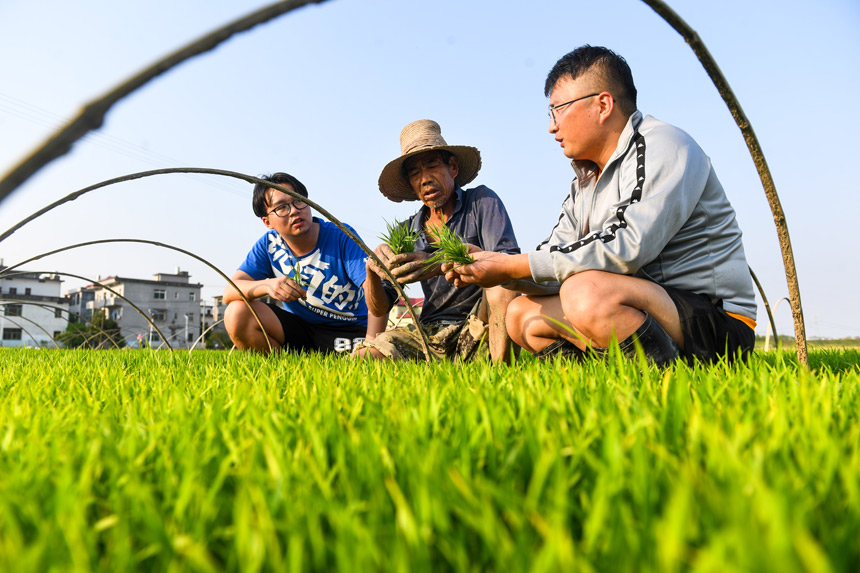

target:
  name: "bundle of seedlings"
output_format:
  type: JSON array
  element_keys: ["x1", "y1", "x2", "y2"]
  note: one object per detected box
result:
[
  {"x1": 425, "y1": 223, "x2": 475, "y2": 267},
  {"x1": 290, "y1": 260, "x2": 304, "y2": 288},
  {"x1": 380, "y1": 219, "x2": 420, "y2": 254}
]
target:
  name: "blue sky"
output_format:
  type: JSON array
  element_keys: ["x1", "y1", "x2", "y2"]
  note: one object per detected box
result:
[{"x1": 1, "y1": 0, "x2": 858, "y2": 338}]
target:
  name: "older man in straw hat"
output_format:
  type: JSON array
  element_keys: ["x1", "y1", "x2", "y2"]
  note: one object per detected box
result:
[{"x1": 355, "y1": 119, "x2": 520, "y2": 362}]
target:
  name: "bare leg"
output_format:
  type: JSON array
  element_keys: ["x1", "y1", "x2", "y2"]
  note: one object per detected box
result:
[
  {"x1": 223, "y1": 300, "x2": 285, "y2": 354},
  {"x1": 506, "y1": 293, "x2": 576, "y2": 353},
  {"x1": 351, "y1": 345, "x2": 388, "y2": 359},
  {"x1": 484, "y1": 286, "x2": 518, "y2": 364},
  {"x1": 506, "y1": 270, "x2": 683, "y2": 353},
  {"x1": 559, "y1": 271, "x2": 683, "y2": 349}
]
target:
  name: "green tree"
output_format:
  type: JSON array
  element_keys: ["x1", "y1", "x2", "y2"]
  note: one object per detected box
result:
[
  {"x1": 205, "y1": 330, "x2": 233, "y2": 350},
  {"x1": 58, "y1": 313, "x2": 126, "y2": 349}
]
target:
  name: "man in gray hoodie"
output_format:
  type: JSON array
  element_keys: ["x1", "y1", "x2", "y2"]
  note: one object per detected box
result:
[{"x1": 444, "y1": 45, "x2": 756, "y2": 365}]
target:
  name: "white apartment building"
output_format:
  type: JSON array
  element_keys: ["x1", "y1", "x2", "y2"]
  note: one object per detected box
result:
[
  {"x1": 66, "y1": 284, "x2": 99, "y2": 322},
  {"x1": 207, "y1": 294, "x2": 228, "y2": 333},
  {"x1": 0, "y1": 260, "x2": 70, "y2": 348},
  {"x1": 90, "y1": 268, "x2": 203, "y2": 348}
]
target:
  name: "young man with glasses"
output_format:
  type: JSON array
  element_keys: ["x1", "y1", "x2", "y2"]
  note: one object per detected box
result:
[
  {"x1": 444, "y1": 45, "x2": 757, "y2": 366},
  {"x1": 223, "y1": 172, "x2": 392, "y2": 354}
]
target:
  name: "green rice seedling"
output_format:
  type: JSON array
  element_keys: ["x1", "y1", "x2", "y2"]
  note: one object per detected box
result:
[
  {"x1": 425, "y1": 223, "x2": 474, "y2": 267},
  {"x1": 290, "y1": 259, "x2": 304, "y2": 288},
  {"x1": 1, "y1": 347, "x2": 858, "y2": 571},
  {"x1": 379, "y1": 219, "x2": 420, "y2": 255}
]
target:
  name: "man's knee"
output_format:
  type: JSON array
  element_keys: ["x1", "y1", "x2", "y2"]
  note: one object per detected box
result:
[
  {"x1": 506, "y1": 296, "x2": 542, "y2": 346},
  {"x1": 224, "y1": 300, "x2": 275, "y2": 343},
  {"x1": 224, "y1": 300, "x2": 253, "y2": 333},
  {"x1": 485, "y1": 285, "x2": 516, "y2": 305},
  {"x1": 559, "y1": 271, "x2": 623, "y2": 324}
]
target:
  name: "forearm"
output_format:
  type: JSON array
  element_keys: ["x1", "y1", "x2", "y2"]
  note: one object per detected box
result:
[
  {"x1": 365, "y1": 312, "x2": 388, "y2": 341},
  {"x1": 500, "y1": 253, "x2": 533, "y2": 281},
  {"x1": 222, "y1": 278, "x2": 269, "y2": 304},
  {"x1": 443, "y1": 251, "x2": 533, "y2": 289},
  {"x1": 363, "y1": 273, "x2": 393, "y2": 317}
]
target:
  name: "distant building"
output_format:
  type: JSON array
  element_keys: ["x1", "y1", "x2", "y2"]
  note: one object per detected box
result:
[
  {"x1": 205, "y1": 294, "x2": 228, "y2": 334},
  {"x1": 388, "y1": 297, "x2": 423, "y2": 327},
  {"x1": 90, "y1": 268, "x2": 203, "y2": 348},
  {"x1": 0, "y1": 260, "x2": 70, "y2": 348},
  {"x1": 66, "y1": 284, "x2": 99, "y2": 322}
]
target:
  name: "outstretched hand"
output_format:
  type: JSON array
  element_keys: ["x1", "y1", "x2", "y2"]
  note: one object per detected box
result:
[{"x1": 442, "y1": 250, "x2": 515, "y2": 288}]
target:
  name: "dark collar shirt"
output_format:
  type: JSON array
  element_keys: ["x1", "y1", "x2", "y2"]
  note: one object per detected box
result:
[{"x1": 404, "y1": 185, "x2": 520, "y2": 324}]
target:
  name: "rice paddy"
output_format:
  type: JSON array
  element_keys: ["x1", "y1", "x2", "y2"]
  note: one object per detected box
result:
[{"x1": 0, "y1": 348, "x2": 858, "y2": 571}]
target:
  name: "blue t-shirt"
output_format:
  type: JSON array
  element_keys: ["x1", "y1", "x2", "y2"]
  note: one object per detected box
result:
[{"x1": 239, "y1": 219, "x2": 369, "y2": 327}]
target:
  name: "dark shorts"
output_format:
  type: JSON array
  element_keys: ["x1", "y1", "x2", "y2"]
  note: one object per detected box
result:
[
  {"x1": 266, "y1": 303, "x2": 367, "y2": 354},
  {"x1": 661, "y1": 285, "x2": 755, "y2": 364}
]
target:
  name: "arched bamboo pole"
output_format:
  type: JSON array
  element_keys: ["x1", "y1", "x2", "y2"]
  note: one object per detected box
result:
[
  {"x1": 0, "y1": 168, "x2": 432, "y2": 359},
  {"x1": 189, "y1": 319, "x2": 231, "y2": 353},
  {"x1": 0, "y1": 272, "x2": 146, "y2": 350},
  {"x1": 764, "y1": 297, "x2": 791, "y2": 352},
  {"x1": 0, "y1": 0, "x2": 330, "y2": 205},
  {"x1": 0, "y1": 243, "x2": 270, "y2": 353},
  {"x1": 0, "y1": 307, "x2": 60, "y2": 348},
  {"x1": 640, "y1": 0, "x2": 807, "y2": 365},
  {"x1": 0, "y1": 299, "x2": 124, "y2": 350},
  {"x1": 0, "y1": 266, "x2": 173, "y2": 349},
  {"x1": 747, "y1": 267, "x2": 778, "y2": 352}
]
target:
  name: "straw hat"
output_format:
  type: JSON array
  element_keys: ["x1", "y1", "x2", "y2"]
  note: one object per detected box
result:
[{"x1": 378, "y1": 119, "x2": 482, "y2": 202}]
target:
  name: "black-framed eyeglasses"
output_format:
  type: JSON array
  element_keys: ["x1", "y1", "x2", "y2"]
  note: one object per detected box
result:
[
  {"x1": 267, "y1": 199, "x2": 308, "y2": 218},
  {"x1": 548, "y1": 93, "x2": 600, "y2": 125}
]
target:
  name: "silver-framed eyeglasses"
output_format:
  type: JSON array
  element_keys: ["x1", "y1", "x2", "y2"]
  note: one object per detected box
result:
[
  {"x1": 267, "y1": 199, "x2": 308, "y2": 218},
  {"x1": 548, "y1": 93, "x2": 600, "y2": 125}
]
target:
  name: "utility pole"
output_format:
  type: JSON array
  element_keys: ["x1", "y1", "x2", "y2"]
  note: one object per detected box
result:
[{"x1": 148, "y1": 309, "x2": 153, "y2": 348}]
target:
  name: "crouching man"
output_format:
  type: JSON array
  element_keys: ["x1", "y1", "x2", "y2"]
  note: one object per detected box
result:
[
  {"x1": 223, "y1": 172, "x2": 391, "y2": 354},
  {"x1": 445, "y1": 46, "x2": 757, "y2": 366},
  {"x1": 355, "y1": 120, "x2": 520, "y2": 362}
]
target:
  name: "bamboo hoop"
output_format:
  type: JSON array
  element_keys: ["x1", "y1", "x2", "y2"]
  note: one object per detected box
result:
[
  {"x1": 747, "y1": 267, "x2": 778, "y2": 352},
  {"x1": 0, "y1": 297, "x2": 123, "y2": 350},
  {"x1": 641, "y1": 0, "x2": 808, "y2": 365},
  {"x1": 0, "y1": 169, "x2": 432, "y2": 359},
  {"x1": 0, "y1": 0, "x2": 330, "y2": 205},
  {"x1": 0, "y1": 265, "x2": 174, "y2": 350}
]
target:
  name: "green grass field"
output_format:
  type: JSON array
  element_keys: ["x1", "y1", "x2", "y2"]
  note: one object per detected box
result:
[
  {"x1": 755, "y1": 336, "x2": 860, "y2": 351},
  {"x1": 0, "y1": 348, "x2": 858, "y2": 572}
]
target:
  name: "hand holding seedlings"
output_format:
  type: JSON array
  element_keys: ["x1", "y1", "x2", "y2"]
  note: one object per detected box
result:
[
  {"x1": 425, "y1": 224, "x2": 475, "y2": 267},
  {"x1": 442, "y1": 249, "x2": 519, "y2": 288},
  {"x1": 370, "y1": 243, "x2": 437, "y2": 284},
  {"x1": 371, "y1": 219, "x2": 436, "y2": 283},
  {"x1": 388, "y1": 251, "x2": 438, "y2": 283},
  {"x1": 368, "y1": 243, "x2": 397, "y2": 280},
  {"x1": 367, "y1": 244, "x2": 439, "y2": 284},
  {"x1": 267, "y1": 275, "x2": 306, "y2": 302}
]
